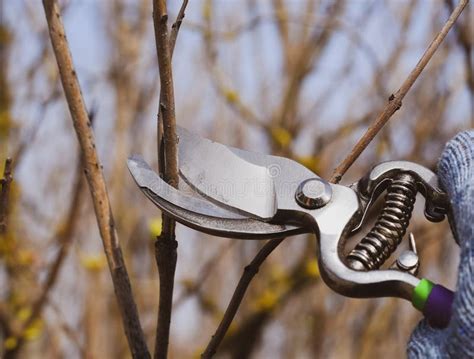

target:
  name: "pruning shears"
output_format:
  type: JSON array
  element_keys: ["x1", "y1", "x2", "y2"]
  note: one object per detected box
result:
[{"x1": 128, "y1": 126, "x2": 455, "y2": 328}]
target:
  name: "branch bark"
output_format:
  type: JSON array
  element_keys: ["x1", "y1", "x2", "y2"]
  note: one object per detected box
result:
[
  {"x1": 152, "y1": 1, "x2": 188, "y2": 358},
  {"x1": 0, "y1": 158, "x2": 12, "y2": 235},
  {"x1": 42, "y1": 1, "x2": 150, "y2": 358},
  {"x1": 330, "y1": 0, "x2": 469, "y2": 183},
  {"x1": 169, "y1": 0, "x2": 189, "y2": 55},
  {"x1": 0, "y1": 158, "x2": 13, "y2": 337}
]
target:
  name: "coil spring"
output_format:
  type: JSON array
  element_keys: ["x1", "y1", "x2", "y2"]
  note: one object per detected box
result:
[{"x1": 347, "y1": 173, "x2": 417, "y2": 271}]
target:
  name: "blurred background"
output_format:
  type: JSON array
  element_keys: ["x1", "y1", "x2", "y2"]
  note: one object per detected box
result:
[{"x1": 0, "y1": 0, "x2": 472, "y2": 358}]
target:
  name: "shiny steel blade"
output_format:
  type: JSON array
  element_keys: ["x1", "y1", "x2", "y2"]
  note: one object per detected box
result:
[
  {"x1": 128, "y1": 155, "x2": 245, "y2": 219},
  {"x1": 177, "y1": 127, "x2": 277, "y2": 219},
  {"x1": 127, "y1": 155, "x2": 303, "y2": 239}
]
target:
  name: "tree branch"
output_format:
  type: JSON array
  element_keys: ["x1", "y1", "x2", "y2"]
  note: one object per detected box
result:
[
  {"x1": 152, "y1": 0, "x2": 188, "y2": 358},
  {"x1": 201, "y1": 238, "x2": 284, "y2": 359},
  {"x1": 0, "y1": 158, "x2": 14, "y2": 338},
  {"x1": 42, "y1": 1, "x2": 150, "y2": 358},
  {"x1": 28, "y1": 160, "x2": 83, "y2": 328},
  {"x1": 7, "y1": 154, "x2": 84, "y2": 357},
  {"x1": 169, "y1": 0, "x2": 189, "y2": 55},
  {"x1": 330, "y1": 0, "x2": 469, "y2": 183},
  {"x1": 0, "y1": 158, "x2": 12, "y2": 235},
  {"x1": 446, "y1": 0, "x2": 474, "y2": 125}
]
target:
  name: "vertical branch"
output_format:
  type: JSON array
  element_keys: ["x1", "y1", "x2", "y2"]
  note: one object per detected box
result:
[
  {"x1": 0, "y1": 0, "x2": 11, "y2": 160},
  {"x1": 152, "y1": 1, "x2": 188, "y2": 358},
  {"x1": 154, "y1": 1, "x2": 178, "y2": 185},
  {"x1": 156, "y1": 0, "x2": 188, "y2": 177},
  {"x1": 330, "y1": 0, "x2": 469, "y2": 183},
  {"x1": 0, "y1": 158, "x2": 12, "y2": 235},
  {"x1": 41, "y1": 1, "x2": 150, "y2": 358}
]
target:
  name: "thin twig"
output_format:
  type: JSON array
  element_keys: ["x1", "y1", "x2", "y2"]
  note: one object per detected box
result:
[
  {"x1": 201, "y1": 238, "x2": 284, "y2": 359},
  {"x1": 330, "y1": 0, "x2": 469, "y2": 183},
  {"x1": 42, "y1": 1, "x2": 150, "y2": 358},
  {"x1": 169, "y1": 0, "x2": 189, "y2": 54},
  {"x1": 446, "y1": 0, "x2": 474, "y2": 125},
  {"x1": 8, "y1": 154, "x2": 84, "y2": 357},
  {"x1": 48, "y1": 300, "x2": 87, "y2": 358},
  {"x1": 0, "y1": 158, "x2": 12, "y2": 235},
  {"x1": 217, "y1": 249, "x2": 316, "y2": 358},
  {"x1": 28, "y1": 159, "x2": 83, "y2": 327},
  {"x1": 0, "y1": 159, "x2": 13, "y2": 334},
  {"x1": 152, "y1": 1, "x2": 188, "y2": 358},
  {"x1": 200, "y1": 2, "x2": 266, "y2": 129}
]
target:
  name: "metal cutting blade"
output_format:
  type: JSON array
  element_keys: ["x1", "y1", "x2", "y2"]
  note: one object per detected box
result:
[{"x1": 177, "y1": 127, "x2": 277, "y2": 220}]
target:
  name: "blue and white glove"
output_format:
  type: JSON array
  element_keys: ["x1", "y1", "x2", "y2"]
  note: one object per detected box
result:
[{"x1": 408, "y1": 131, "x2": 474, "y2": 358}]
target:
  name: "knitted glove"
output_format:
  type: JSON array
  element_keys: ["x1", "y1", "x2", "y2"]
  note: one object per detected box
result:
[{"x1": 408, "y1": 131, "x2": 474, "y2": 358}]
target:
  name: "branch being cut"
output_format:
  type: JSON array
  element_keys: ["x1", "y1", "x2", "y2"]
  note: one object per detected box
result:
[
  {"x1": 330, "y1": 0, "x2": 469, "y2": 183},
  {"x1": 42, "y1": 1, "x2": 149, "y2": 358},
  {"x1": 152, "y1": 1, "x2": 188, "y2": 358}
]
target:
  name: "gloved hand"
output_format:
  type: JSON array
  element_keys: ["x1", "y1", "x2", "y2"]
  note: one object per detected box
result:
[{"x1": 408, "y1": 131, "x2": 474, "y2": 358}]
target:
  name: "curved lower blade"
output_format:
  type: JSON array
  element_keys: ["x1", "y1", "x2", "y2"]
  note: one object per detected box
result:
[{"x1": 127, "y1": 155, "x2": 303, "y2": 239}]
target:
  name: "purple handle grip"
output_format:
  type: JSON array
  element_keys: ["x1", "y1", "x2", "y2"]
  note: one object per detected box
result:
[{"x1": 423, "y1": 284, "x2": 454, "y2": 328}]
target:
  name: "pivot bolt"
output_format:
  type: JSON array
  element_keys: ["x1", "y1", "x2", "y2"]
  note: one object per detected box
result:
[
  {"x1": 396, "y1": 233, "x2": 420, "y2": 275},
  {"x1": 295, "y1": 178, "x2": 332, "y2": 209},
  {"x1": 396, "y1": 251, "x2": 419, "y2": 271}
]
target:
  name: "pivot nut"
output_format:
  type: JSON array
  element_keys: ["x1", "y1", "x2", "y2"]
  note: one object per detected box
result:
[{"x1": 295, "y1": 178, "x2": 332, "y2": 209}]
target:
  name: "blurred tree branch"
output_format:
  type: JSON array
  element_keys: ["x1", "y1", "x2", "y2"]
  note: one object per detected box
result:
[
  {"x1": 330, "y1": 0, "x2": 470, "y2": 183},
  {"x1": 0, "y1": 160, "x2": 13, "y2": 342},
  {"x1": 0, "y1": 159, "x2": 12, "y2": 335},
  {"x1": 174, "y1": 241, "x2": 235, "y2": 309},
  {"x1": 42, "y1": 1, "x2": 150, "y2": 358},
  {"x1": 0, "y1": 158, "x2": 12, "y2": 235},
  {"x1": 272, "y1": 1, "x2": 344, "y2": 138},
  {"x1": 152, "y1": 1, "x2": 188, "y2": 358},
  {"x1": 5, "y1": 153, "x2": 84, "y2": 357},
  {"x1": 201, "y1": 1, "x2": 267, "y2": 129},
  {"x1": 220, "y1": 259, "x2": 316, "y2": 358},
  {"x1": 446, "y1": 0, "x2": 473, "y2": 124},
  {"x1": 204, "y1": 237, "x2": 318, "y2": 358}
]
